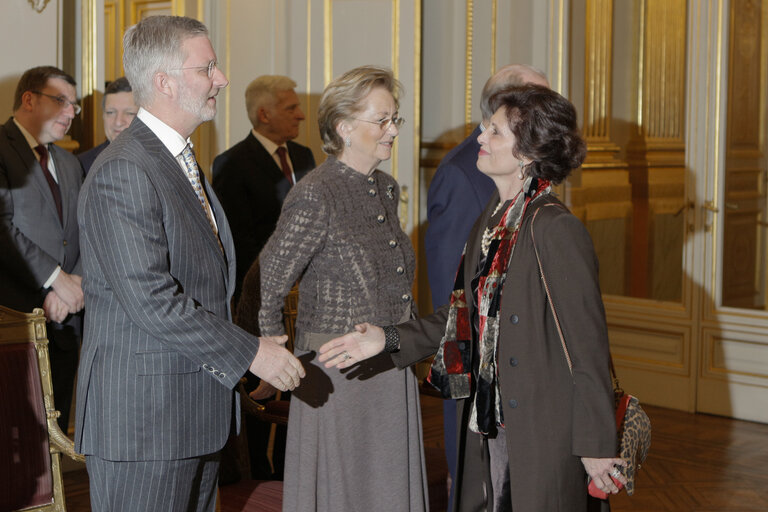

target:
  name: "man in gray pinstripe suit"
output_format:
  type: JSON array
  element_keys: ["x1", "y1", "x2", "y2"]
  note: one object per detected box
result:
[{"x1": 75, "y1": 16, "x2": 305, "y2": 512}]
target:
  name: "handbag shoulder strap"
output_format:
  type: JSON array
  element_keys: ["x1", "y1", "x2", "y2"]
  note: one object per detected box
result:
[{"x1": 530, "y1": 204, "x2": 573, "y2": 375}]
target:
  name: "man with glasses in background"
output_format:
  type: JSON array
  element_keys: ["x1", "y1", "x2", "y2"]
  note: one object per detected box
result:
[{"x1": 0, "y1": 65, "x2": 85, "y2": 432}]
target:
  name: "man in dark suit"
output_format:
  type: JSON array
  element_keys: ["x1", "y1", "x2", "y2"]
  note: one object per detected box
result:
[
  {"x1": 0, "y1": 65, "x2": 85, "y2": 432},
  {"x1": 77, "y1": 77, "x2": 137, "y2": 173},
  {"x1": 75, "y1": 16, "x2": 304, "y2": 511},
  {"x1": 424, "y1": 64, "x2": 549, "y2": 507},
  {"x1": 212, "y1": 75, "x2": 315, "y2": 306},
  {"x1": 213, "y1": 75, "x2": 314, "y2": 481}
]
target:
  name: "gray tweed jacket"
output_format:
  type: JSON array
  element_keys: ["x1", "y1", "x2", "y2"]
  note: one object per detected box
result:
[{"x1": 258, "y1": 156, "x2": 415, "y2": 349}]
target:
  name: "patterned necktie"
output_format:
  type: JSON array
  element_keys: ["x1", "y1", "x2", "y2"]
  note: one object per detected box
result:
[
  {"x1": 180, "y1": 144, "x2": 223, "y2": 253},
  {"x1": 34, "y1": 144, "x2": 63, "y2": 224},
  {"x1": 276, "y1": 146, "x2": 294, "y2": 184}
]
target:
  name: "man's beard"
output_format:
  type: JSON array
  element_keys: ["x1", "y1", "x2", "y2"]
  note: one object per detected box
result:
[{"x1": 178, "y1": 84, "x2": 216, "y2": 122}]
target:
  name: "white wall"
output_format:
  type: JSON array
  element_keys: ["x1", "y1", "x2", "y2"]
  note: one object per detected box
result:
[{"x1": 0, "y1": 1, "x2": 62, "y2": 120}]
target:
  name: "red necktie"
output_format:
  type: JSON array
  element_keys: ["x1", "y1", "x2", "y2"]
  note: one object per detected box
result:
[
  {"x1": 35, "y1": 144, "x2": 63, "y2": 224},
  {"x1": 276, "y1": 146, "x2": 294, "y2": 185}
]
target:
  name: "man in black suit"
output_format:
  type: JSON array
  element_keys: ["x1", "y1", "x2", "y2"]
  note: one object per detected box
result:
[
  {"x1": 213, "y1": 76, "x2": 314, "y2": 482},
  {"x1": 0, "y1": 66, "x2": 85, "y2": 432},
  {"x1": 212, "y1": 75, "x2": 315, "y2": 307}
]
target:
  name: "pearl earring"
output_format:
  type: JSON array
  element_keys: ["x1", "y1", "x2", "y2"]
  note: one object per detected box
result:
[{"x1": 345, "y1": 137, "x2": 352, "y2": 148}]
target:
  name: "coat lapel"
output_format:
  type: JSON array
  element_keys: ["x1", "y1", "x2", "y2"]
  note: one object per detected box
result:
[
  {"x1": 132, "y1": 120, "x2": 229, "y2": 278},
  {"x1": 4, "y1": 119, "x2": 62, "y2": 225}
]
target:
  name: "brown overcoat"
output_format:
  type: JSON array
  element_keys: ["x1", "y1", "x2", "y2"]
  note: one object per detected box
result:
[{"x1": 394, "y1": 193, "x2": 616, "y2": 512}]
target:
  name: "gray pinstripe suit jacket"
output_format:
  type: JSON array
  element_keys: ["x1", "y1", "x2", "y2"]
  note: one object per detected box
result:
[{"x1": 74, "y1": 118, "x2": 261, "y2": 461}]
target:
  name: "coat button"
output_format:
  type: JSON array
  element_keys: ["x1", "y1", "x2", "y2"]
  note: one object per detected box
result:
[
  {"x1": 219, "y1": 372, "x2": 227, "y2": 379},
  {"x1": 401, "y1": 293, "x2": 411, "y2": 302},
  {"x1": 396, "y1": 266, "x2": 404, "y2": 274},
  {"x1": 377, "y1": 215, "x2": 385, "y2": 223},
  {"x1": 509, "y1": 314, "x2": 519, "y2": 324},
  {"x1": 389, "y1": 240, "x2": 397, "y2": 248},
  {"x1": 367, "y1": 176, "x2": 375, "y2": 184},
  {"x1": 369, "y1": 189, "x2": 377, "y2": 196},
  {"x1": 509, "y1": 357, "x2": 518, "y2": 367},
  {"x1": 63, "y1": 240, "x2": 68, "y2": 246},
  {"x1": 508, "y1": 399, "x2": 518, "y2": 408}
]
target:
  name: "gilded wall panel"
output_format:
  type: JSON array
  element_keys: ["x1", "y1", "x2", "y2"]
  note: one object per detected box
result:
[
  {"x1": 626, "y1": 0, "x2": 687, "y2": 301},
  {"x1": 722, "y1": 0, "x2": 766, "y2": 309}
]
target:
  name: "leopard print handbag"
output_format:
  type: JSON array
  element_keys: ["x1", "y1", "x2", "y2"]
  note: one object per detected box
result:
[
  {"x1": 612, "y1": 378, "x2": 652, "y2": 495},
  {"x1": 531, "y1": 205, "x2": 652, "y2": 497}
]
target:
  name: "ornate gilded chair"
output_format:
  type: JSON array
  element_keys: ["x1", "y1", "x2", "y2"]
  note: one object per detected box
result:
[{"x1": 0, "y1": 306, "x2": 84, "y2": 511}]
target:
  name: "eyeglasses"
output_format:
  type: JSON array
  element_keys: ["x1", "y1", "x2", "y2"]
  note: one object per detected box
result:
[
  {"x1": 353, "y1": 114, "x2": 405, "y2": 131},
  {"x1": 30, "y1": 91, "x2": 81, "y2": 115},
  {"x1": 170, "y1": 61, "x2": 218, "y2": 79}
]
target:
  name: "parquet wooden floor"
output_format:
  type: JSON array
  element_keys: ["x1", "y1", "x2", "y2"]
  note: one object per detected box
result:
[{"x1": 63, "y1": 396, "x2": 768, "y2": 511}]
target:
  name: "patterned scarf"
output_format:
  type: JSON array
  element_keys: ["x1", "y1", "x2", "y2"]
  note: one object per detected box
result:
[{"x1": 427, "y1": 176, "x2": 551, "y2": 434}]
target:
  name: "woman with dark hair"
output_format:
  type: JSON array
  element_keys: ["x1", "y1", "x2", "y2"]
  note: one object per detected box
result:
[
  {"x1": 257, "y1": 65, "x2": 427, "y2": 511},
  {"x1": 320, "y1": 85, "x2": 626, "y2": 512}
]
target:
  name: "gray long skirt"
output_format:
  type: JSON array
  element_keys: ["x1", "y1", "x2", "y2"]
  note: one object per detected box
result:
[{"x1": 283, "y1": 348, "x2": 429, "y2": 512}]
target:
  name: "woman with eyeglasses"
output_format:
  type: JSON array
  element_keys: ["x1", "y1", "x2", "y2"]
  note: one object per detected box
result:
[
  {"x1": 257, "y1": 65, "x2": 427, "y2": 511},
  {"x1": 319, "y1": 85, "x2": 626, "y2": 511}
]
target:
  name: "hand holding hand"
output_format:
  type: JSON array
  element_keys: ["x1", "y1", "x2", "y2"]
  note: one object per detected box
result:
[
  {"x1": 249, "y1": 381, "x2": 278, "y2": 401},
  {"x1": 42, "y1": 291, "x2": 69, "y2": 323},
  {"x1": 318, "y1": 322, "x2": 386, "y2": 369},
  {"x1": 52, "y1": 271, "x2": 84, "y2": 313},
  {"x1": 249, "y1": 335, "x2": 305, "y2": 392},
  {"x1": 581, "y1": 457, "x2": 627, "y2": 495}
]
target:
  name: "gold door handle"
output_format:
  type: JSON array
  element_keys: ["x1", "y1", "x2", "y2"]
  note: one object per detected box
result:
[{"x1": 702, "y1": 201, "x2": 719, "y2": 213}]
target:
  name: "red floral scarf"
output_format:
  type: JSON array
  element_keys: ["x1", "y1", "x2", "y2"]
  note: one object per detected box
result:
[{"x1": 427, "y1": 177, "x2": 551, "y2": 434}]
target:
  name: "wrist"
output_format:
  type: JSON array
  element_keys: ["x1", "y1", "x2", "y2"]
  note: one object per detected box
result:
[{"x1": 382, "y1": 325, "x2": 400, "y2": 353}]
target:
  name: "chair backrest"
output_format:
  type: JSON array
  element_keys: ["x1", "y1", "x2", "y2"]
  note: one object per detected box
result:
[{"x1": 0, "y1": 306, "x2": 83, "y2": 512}]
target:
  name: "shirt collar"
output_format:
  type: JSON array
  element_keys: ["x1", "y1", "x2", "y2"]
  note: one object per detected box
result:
[
  {"x1": 252, "y1": 129, "x2": 285, "y2": 156},
  {"x1": 137, "y1": 108, "x2": 191, "y2": 157},
  {"x1": 13, "y1": 118, "x2": 43, "y2": 152}
]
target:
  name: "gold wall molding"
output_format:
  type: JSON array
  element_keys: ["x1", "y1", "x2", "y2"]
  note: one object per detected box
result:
[
  {"x1": 573, "y1": 0, "x2": 631, "y2": 297},
  {"x1": 626, "y1": 0, "x2": 688, "y2": 300},
  {"x1": 464, "y1": 0, "x2": 474, "y2": 137}
]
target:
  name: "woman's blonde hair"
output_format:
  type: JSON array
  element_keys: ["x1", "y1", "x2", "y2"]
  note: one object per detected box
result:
[{"x1": 317, "y1": 65, "x2": 403, "y2": 156}]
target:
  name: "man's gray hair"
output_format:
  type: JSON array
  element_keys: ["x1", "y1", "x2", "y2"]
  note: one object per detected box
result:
[
  {"x1": 480, "y1": 64, "x2": 548, "y2": 120},
  {"x1": 245, "y1": 75, "x2": 298, "y2": 128},
  {"x1": 123, "y1": 15, "x2": 208, "y2": 107}
]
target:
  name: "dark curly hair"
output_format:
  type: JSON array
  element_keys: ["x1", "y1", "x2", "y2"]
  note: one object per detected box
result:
[{"x1": 488, "y1": 85, "x2": 586, "y2": 185}]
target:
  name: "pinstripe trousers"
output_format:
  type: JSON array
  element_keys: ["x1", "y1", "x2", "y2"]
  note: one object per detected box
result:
[{"x1": 86, "y1": 453, "x2": 220, "y2": 512}]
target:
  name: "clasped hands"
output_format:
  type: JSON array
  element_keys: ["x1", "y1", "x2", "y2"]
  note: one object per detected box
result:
[
  {"x1": 249, "y1": 334, "x2": 306, "y2": 393},
  {"x1": 43, "y1": 271, "x2": 84, "y2": 323}
]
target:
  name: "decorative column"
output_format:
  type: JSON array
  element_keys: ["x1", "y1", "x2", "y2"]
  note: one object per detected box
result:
[
  {"x1": 575, "y1": 0, "x2": 632, "y2": 296},
  {"x1": 626, "y1": 0, "x2": 688, "y2": 300}
]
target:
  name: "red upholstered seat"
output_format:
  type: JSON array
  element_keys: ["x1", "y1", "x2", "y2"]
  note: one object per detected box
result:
[
  {"x1": 0, "y1": 306, "x2": 84, "y2": 512},
  {"x1": 0, "y1": 341, "x2": 54, "y2": 510}
]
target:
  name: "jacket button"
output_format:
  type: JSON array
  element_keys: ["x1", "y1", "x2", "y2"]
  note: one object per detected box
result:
[
  {"x1": 63, "y1": 240, "x2": 68, "y2": 246},
  {"x1": 377, "y1": 215, "x2": 385, "y2": 223},
  {"x1": 396, "y1": 266, "x2": 404, "y2": 274},
  {"x1": 368, "y1": 176, "x2": 376, "y2": 184},
  {"x1": 389, "y1": 240, "x2": 397, "y2": 248},
  {"x1": 509, "y1": 357, "x2": 518, "y2": 367},
  {"x1": 508, "y1": 399, "x2": 518, "y2": 408},
  {"x1": 219, "y1": 372, "x2": 227, "y2": 379},
  {"x1": 509, "y1": 314, "x2": 519, "y2": 324},
  {"x1": 368, "y1": 189, "x2": 377, "y2": 196},
  {"x1": 401, "y1": 293, "x2": 411, "y2": 302}
]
